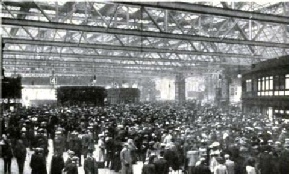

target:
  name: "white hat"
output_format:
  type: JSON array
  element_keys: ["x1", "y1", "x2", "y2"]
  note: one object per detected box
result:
[
  {"x1": 165, "y1": 144, "x2": 171, "y2": 149},
  {"x1": 187, "y1": 150, "x2": 198, "y2": 155},
  {"x1": 211, "y1": 142, "x2": 220, "y2": 147},
  {"x1": 56, "y1": 131, "x2": 62, "y2": 134},
  {"x1": 69, "y1": 151, "x2": 75, "y2": 155}
]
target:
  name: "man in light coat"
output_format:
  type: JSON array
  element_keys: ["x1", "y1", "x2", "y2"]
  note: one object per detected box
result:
[
  {"x1": 224, "y1": 154, "x2": 235, "y2": 174},
  {"x1": 120, "y1": 143, "x2": 132, "y2": 174},
  {"x1": 214, "y1": 157, "x2": 228, "y2": 174},
  {"x1": 187, "y1": 148, "x2": 199, "y2": 174}
]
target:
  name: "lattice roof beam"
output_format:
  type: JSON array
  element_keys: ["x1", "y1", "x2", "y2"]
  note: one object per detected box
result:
[
  {"x1": 120, "y1": 2, "x2": 289, "y2": 25},
  {"x1": 3, "y1": 38, "x2": 263, "y2": 59},
  {"x1": 3, "y1": 57, "x2": 210, "y2": 70},
  {"x1": 221, "y1": 2, "x2": 256, "y2": 55},
  {"x1": 9, "y1": 6, "x2": 30, "y2": 36},
  {"x1": 4, "y1": 50, "x2": 256, "y2": 66},
  {"x1": 3, "y1": 18, "x2": 288, "y2": 49},
  {"x1": 3, "y1": 69, "x2": 177, "y2": 78}
]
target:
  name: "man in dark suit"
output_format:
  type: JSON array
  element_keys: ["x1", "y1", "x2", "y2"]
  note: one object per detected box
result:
[
  {"x1": 154, "y1": 151, "x2": 169, "y2": 174},
  {"x1": 279, "y1": 143, "x2": 289, "y2": 174},
  {"x1": 51, "y1": 151, "x2": 65, "y2": 174},
  {"x1": 105, "y1": 136, "x2": 114, "y2": 168},
  {"x1": 14, "y1": 139, "x2": 27, "y2": 174},
  {"x1": 194, "y1": 158, "x2": 211, "y2": 174},
  {"x1": 142, "y1": 155, "x2": 156, "y2": 174},
  {"x1": 164, "y1": 145, "x2": 178, "y2": 170},
  {"x1": 70, "y1": 131, "x2": 82, "y2": 166},
  {"x1": 2, "y1": 135, "x2": 14, "y2": 174},
  {"x1": 54, "y1": 130, "x2": 65, "y2": 154},
  {"x1": 258, "y1": 147, "x2": 274, "y2": 174},
  {"x1": 64, "y1": 157, "x2": 79, "y2": 174},
  {"x1": 84, "y1": 152, "x2": 98, "y2": 174},
  {"x1": 30, "y1": 148, "x2": 47, "y2": 174}
]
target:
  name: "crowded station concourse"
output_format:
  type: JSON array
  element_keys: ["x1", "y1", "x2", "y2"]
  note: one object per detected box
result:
[
  {"x1": 1, "y1": 1, "x2": 289, "y2": 174},
  {"x1": 0, "y1": 103, "x2": 289, "y2": 174}
]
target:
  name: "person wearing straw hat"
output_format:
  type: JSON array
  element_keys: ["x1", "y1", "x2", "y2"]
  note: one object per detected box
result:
[
  {"x1": 209, "y1": 142, "x2": 221, "y2": 173},
  {"x1": 98, "y1": 133, "x2": 105, "y2": 162},
  {"x1": 186, "y1": 147, "x2": 199, "y2": 174}
]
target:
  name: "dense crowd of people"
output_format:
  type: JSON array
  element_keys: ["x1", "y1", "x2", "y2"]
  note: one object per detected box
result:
[{"x1": 0, "y1": 102, "x2": 289, "y2": 174}]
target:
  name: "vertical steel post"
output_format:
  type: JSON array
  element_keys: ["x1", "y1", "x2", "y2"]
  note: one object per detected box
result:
[
  {"x1": 283, "y1": 2, "x2": 287, "y2": 56},
  {"x1": 165, "y1": 10, "x2": 168, "y2": 32},
  {"x1": 0, "y1": 36, "x2": 3, "y2": 156}
]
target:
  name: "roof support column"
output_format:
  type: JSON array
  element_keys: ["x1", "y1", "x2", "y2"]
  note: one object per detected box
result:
[
  {"x1": 0, "y1": 42, "x2": 3, "y2": 155},
  {"x1": 165, "y1": 10, "x2": 168, "y2": 32},
  {"x1": 283, "y1": 2, "x2": 288, "y2": 56},
  {"x1": 175, "y1": 73, "x2": 186, "y2": 105},
  {"x1": 216, "y1": 69, "x2": 230, "y2": 110}
]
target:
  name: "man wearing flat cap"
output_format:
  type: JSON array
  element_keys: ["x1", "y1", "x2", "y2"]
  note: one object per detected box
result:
[
  {"x1": 51, "y1": 151, "x2": 65, "y2": 174},
  {"x1": 82, "y1": 130, "x2": 94, "y2": 159},
  {"x1": 84, "y1": 152, "x2": 98, "y2": 174},
  {"x1": 66, "y1": 150, "x2": 75, "y2": 166},
  {"x1": 69, "y1": 131, "x2": 82, "y2": 166},
  {"x1": 64, "y1": 156, "x2": 79, "y2": 174},
  {"x1": 224, "y1": 154, "x2": 234, "y2": 174},
  {"x1": 35, "y1": 128, "x2": 49, "y2": 157},
  {"x1": 258, "y1": 145, "x2": 274, "y2": 174},
  {"x1": 54, "y1": 130, "x2": 65, "y2": 154},
  {"x1": 30, "y1": 148, "x2": 47, "y2": 174},
  {"x1": 154, "y1": 150, "x2": 169, "y2": 174},
  {"x1": 194, "y1": 158, "x2": 211, "y2": 174}
]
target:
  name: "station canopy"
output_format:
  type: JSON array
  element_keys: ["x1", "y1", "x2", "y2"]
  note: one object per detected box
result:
[{"x1": 2, "y1": 1, "x2": 289, "y2": 78}]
